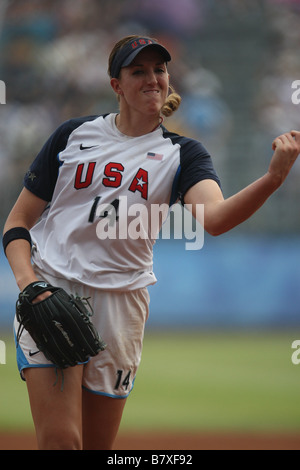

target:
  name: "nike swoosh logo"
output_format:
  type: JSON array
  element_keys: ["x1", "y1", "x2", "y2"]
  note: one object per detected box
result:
[
  {"x1": 29, "y1": 350, "x2": 40, "y2": 357},
  {"x1": 80, "y1": 144, "x2": 98, "y2": 150}
]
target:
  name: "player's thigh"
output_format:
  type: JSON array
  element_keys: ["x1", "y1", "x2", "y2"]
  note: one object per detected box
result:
[
  {"x1": 24, "y1": 365, "x2": 84, "y2": 449},
  {"x1": 82, "y1": 389, "x2": 127, "y2": 450}
]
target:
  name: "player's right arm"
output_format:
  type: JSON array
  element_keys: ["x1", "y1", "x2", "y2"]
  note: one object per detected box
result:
[
  {"x1": 3, "y1": 187, "x2": 48, "y2": 292},
  {"x1": 185, "y1": 131, "x2": 300, "y2": 236}
]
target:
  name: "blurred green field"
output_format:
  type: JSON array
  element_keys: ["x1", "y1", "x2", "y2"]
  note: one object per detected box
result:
[{"x1": 1, "y1": 330, "x2": 300, "y2": 433}]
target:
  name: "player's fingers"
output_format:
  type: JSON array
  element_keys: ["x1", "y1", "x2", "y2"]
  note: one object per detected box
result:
[
  {"x1": 283, "y1": 132, "x2": 300, "y2": 154},
  {"x1": 291, "y1": 130, "x2": 300, "y2": 142},
  {"x1": 272, "y1": 137, "x2": 282, "y2": 151},
  {"x1": 283, "y1": 131, "x2": 299, "y2": 144},
  {"x1": 272, "y1": 133, "x2": 297, "y2": 151},
  {"x1": 32, "y1": 291, "x2": 52, "y2": 304}
]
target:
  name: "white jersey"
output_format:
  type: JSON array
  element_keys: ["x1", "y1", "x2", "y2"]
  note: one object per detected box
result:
[{"x1": 24, "y1": 113, "x2": 220, "y2": 290}]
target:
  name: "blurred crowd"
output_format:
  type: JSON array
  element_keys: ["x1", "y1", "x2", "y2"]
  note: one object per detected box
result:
[{"x1": 0, "y1": 0, "x2": 300, "y2": 234}]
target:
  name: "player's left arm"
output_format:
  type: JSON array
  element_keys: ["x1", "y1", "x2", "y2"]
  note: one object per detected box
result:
[
  {"x1": 3, "y1": 187, "x2": 48, "y2": 292},
  {"x1": 185, "y1": 130, "x2": 300, "y2": 236}
]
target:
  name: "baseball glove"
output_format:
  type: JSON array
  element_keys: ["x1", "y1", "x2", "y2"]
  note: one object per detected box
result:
[{"x1": 16, "y1": 281, "x2": 107, "y2": 369}]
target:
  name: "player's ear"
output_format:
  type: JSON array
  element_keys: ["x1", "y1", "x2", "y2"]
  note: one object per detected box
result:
[{"x1": 110, "y1": 78, "x2": 123, "y2": 96}]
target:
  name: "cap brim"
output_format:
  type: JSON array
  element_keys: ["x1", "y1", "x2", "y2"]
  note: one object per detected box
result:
[
  {"x1": 110, "y1": 38, "x2": 172, "y2": 78},
  {"x1": 122, "y1": 44, "x2": 171, "y2": 67}
]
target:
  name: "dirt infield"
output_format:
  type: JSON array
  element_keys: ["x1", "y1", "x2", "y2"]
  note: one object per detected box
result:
[{"x1": 1, "y1": 431, "x2": 300, "y2": 450}]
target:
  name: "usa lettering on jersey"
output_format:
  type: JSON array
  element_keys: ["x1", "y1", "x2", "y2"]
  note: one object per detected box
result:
[{"x1": 74, "y1": 161, "x2": 149, "y2": 200}]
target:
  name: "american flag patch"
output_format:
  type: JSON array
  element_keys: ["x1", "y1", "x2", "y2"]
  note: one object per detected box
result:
[{"x1": 146, "y1": 151, "x2": 163, "y2": 161}]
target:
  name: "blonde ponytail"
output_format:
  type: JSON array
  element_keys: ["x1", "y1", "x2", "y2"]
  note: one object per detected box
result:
[{"x1": 161, "y1": 86, "x2": 182, "y2": 117}]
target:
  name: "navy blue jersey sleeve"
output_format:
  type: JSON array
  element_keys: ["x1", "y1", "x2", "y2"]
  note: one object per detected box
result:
[
  {"x1": 178, "y1": 137, "x2": 221, "y2": 201},
  {"x1": 24, "y1": 116, "x2": 98, "y2": 201},
  {"x1": 165, "y1": 130, "x2": 221, "y2": 205}
]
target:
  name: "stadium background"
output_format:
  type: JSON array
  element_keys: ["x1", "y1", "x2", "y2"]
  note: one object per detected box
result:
[{"x1": 0, "y1": 0, "x2": 300, "y2": 449}]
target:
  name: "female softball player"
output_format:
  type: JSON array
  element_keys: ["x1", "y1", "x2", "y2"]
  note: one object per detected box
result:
[{"x1": 2, "y1": 35, "x2": 300, "y2": 450}]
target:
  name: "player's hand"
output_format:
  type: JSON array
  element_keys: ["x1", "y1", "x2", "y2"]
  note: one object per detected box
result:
[
  {"x1": 32, "y1": 291, "x2": 52, "y2": 304},
  {"x1": 268, "y1": 130, "x2": 300, "y2": 186}
]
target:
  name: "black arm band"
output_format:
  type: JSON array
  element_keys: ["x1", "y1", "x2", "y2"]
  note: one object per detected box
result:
[{"x1": 2, "y1": 227, "x2": 32, "y2": 256}]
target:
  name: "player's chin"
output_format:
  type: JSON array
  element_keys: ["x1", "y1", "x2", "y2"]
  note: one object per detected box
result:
[{"x1": 144, "y1": 102, "x2": 164, "y2": 115}]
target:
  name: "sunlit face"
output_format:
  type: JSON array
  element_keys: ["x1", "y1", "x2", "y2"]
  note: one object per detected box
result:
[{"x1": 111, "y1": 47, "x2": 169, "y2": 116}]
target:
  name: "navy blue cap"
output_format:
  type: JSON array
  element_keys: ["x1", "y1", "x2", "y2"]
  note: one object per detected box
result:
[{"x1": 110, "y1": 37, "x2": 171, "y2": 78}]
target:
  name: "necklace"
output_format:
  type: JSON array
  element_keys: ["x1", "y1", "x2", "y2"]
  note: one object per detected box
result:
[{"x1": 151, "y1": 116, "x2": 164, "y2": 132}]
